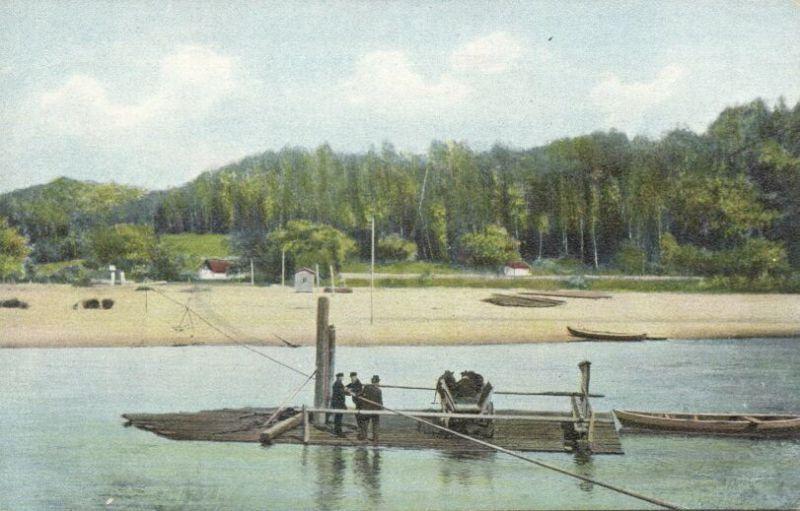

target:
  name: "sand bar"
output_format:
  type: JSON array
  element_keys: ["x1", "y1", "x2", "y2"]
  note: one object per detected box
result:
[{"x1": 1, "y1": 283, "x2": 798, "y2": 348}]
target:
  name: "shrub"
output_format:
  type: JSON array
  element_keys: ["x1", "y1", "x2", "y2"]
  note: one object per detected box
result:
[
  {"x1": 376, "y1": 234, "x2": 417, "y2": 262},
  {"x1": 613, "y1": 241, "x2": 647, "y2": 275},
  {"x1": 459, "y1": 225, "x2": 521, "y2": 267}
]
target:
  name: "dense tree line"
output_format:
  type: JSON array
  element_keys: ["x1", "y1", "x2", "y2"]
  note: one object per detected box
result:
[
  {"x1": 145, "y1": 99, "x2": 800, "y2": 271},
  {"x1": 1, "y1": 98, "x2": 798, "y2": 277}
]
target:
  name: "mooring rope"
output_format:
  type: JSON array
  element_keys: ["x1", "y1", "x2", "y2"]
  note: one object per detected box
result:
[
  {"x1": 147, "y1": 287, "x2": 311, "y2": 377},
  {"x1": 144, "y1": 287, "x2": 682, "y2": 509},
  {"x1": 352, "y1": 395, "x2": 684, "y2": 510}
]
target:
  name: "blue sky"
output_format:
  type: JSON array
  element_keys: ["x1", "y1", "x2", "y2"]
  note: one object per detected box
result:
[{"x1": 1, "y1": 1, "x2": 799, "y2": 192}]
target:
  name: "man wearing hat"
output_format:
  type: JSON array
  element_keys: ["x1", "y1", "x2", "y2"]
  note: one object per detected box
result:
[
  {"x1": 330, "y1": 372, "x2": 347, "y2": 436},
  {"x1": 356, "y1": 375, "x2": 383, "y2": 442},
  {"x1": 345, "y1": 372, "x2": 363, "y2": 406}
]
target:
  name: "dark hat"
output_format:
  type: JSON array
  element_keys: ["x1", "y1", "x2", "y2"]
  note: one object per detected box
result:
[
  {"x1": 349, "y1": 372, "x2": 358, "y2": 377},
  {"x1": 371, "y1": 375, "x2": 380, "y2": 383},
  {"x1": 335, "y1": 372, "x2": 344, "y2": 377}
]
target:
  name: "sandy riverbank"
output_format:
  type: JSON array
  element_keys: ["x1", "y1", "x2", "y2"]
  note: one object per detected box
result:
[{"x1": 1, "y1": 283, "x2": 798, "y2": 348}]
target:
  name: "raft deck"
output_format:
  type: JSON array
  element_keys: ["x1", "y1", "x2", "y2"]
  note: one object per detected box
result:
[{"x1": 123, "y1": 407, "x2": 623, "y2": 454}]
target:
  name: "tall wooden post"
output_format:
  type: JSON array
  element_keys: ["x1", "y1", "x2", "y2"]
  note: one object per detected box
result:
[
  {"x1": 314, "y1": 297, "x2": 331, "y2": 423},
  {"x1": 327, "y1": 325, "x2": 336, "y2": 409},
  {"x1": 370, "y1": 215, "x2": 375, "y2": 325},
  {"x1": 281, "y1": 249, "x2": 286, "y2": 288},
  {"x1": 575, "y1": 360, "x2": 592, "y2": 452}
]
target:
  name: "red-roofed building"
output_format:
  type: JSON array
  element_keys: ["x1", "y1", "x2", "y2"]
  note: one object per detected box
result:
[
  {"x1": 503, "y1": 260, "x2": 530, "y2": 277},
  {"x1": 198, "y1": 259, "x2": 233, "y2": 280}
]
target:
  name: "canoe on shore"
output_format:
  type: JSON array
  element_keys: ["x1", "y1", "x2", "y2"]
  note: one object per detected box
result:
[
  {"x1": 483, "y1": 294, "x2": 565, "y2": 308},
  {"x1": 614, "y1": 409, "x2": 800, "y2": 437},
  {"x1": 567, "y1": 326, "x2": 648, "y2": 341}
]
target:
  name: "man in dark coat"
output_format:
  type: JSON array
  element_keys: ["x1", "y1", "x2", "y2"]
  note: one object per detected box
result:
[
  {"x1": 345, "y1": 372, "x2": 363, "y2": 407},
  {"x1": 331, "y1": 372, "x2": 347, "y2": 436},
  {"x1": 357, "y1": 375, "x2": 383, "y2": 442}
]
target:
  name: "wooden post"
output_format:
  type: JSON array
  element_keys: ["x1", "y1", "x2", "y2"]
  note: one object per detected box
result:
[
  {"x1": 326, "y1": 325, "x2": 336, "y2": 410},
  {"x1": 281, "y1": 249, "x2": 286, "y2": 288},
  {"x1": 303, "y1": 405, "x2": 310, "y2": 444},
  {"x1": 576, "y1": 360, "x2": 592, "y2": 452},
  {"x1": 314, "y1": 297, "x2": 330, "y2": 423},
  {"x1": 370, "y1": 215, "x2": 375, "y2": 325}
]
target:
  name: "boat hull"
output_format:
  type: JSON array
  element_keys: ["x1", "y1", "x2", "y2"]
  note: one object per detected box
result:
[
  {"x1": 614, "y1": 409, "x2": 800, "y2": 437},
  {"x1": 567, "y1": 327, "x2": 647, "y2": 342}
]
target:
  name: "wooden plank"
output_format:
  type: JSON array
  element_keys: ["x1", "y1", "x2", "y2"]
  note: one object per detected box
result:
[{"x1": 123, "y1": 407, "x2": 624, "y2": 454}]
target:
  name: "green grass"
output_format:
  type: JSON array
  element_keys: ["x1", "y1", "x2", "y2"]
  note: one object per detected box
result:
[
  {"x1": 345, "y1": 277, "x2": 564, "y2": 290},
  {"x1": 341, "y1": 260, "x2": 465, "y2": 274},
  {"x1": 161, "y1": 233, "x2": 230, "y2": 266},
  {"x1": 35, "y1": 259, "x2": 85, "y2": 277}
]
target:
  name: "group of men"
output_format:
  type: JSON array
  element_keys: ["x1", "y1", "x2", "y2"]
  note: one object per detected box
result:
[{"x1": 330, "y1": 371, "x2": 383, "y2": 442}]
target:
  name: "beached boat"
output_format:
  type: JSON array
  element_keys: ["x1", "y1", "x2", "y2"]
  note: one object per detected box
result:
[
  {"x1": 567, "y1": 326, "x2": 648, "y2": 341},
  {"x1": 614, "y1": 409, "x2": 800, "y2": 437},
  {"x1": 483, "y1": 294, "x2": 565, "y2": 308}
]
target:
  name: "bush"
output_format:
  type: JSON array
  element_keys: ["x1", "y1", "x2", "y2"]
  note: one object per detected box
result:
[
  {"x1": 661, "y1": 233, "x2": 788, "y2": 279},
  {"x1": 613, "y1": 241, "x2": 647, "y2": 275},
  {"x1": 376, "y1": 234, "x2": 417, "y2": 262},
  {"x1": 0, "y1": 298, "x2": 29, "y2": 309},
  {"x1": 459, "y1": 225, "x2": 521, "y2": 267}
]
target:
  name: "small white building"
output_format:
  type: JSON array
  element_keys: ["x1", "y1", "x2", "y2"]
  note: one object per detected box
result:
[
  {"x1": 503, "y1": 261, "x2": 531, "y2": 277},
  {"x1": 197, "y1": 259, "x2": 233, "y2": 280},
  {"x1": 294, "y1": 267, "x2": 316, "y2": 293}
]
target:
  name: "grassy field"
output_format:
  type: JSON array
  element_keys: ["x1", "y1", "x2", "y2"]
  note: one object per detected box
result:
[
  {"x1": 1, "y1": 283, "x2": 798, "y2": 348},
  {"x1": 341, "y1": 260, "x2": 464, "y2": 274},
  {"x1": 160, "y1": 233, "x2": 230, "y2": 267}
]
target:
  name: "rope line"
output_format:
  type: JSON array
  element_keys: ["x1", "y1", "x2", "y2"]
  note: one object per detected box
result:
[
  {"x1": 147, "y1": 287, "x2": 311, "y2": 378},
  {"x1": 350, "y1": 394, "x2": 684, "y2": 510},
  {"x1": 264, "y1": 370, "x2": 317, "y2": 427}
]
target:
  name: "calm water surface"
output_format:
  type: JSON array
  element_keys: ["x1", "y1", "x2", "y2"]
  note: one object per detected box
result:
[{"x1": 2, "y1": 339, "x2": 799, "y2": 510}]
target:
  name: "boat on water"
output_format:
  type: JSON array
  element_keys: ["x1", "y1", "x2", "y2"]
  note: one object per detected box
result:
[
  {"x1": 614, "y1": 409, "x2": 800, "y2": 437},
  {"x1": 567, "y1": 326, "x2": 649, "y2": 341}
]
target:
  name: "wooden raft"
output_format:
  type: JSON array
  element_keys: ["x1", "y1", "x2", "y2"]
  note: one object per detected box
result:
[{"x1": 123, "y1": 407, "x2": 623, "y2": 454}]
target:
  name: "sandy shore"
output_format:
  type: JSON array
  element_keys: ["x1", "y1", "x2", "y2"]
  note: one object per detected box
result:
[{"x1": 1, "y1": 283, "x2": 798, "y2": 348}]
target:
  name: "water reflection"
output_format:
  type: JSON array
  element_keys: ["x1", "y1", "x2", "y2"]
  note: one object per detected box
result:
[
  {"x1": 353, "y1": 447, "x2": 382, "y2": 506},
  {"x1": 438, "y1": 450, "x2": 495, "y2": 487},
  {"x1": 572, "y1": 450, "x2": 596, "y2": 493},
  {"x1": 307, "y1": 446, "x2": 382, "y2": 510}
]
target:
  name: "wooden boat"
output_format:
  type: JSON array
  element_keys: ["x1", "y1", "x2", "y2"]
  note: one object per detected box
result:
[
  {"x1": 614, "y1": 409, "x2": 800, "y2": 437},
  {"x1": 567, "y1": 326, "x2": 647, "y2": 341},
  {"x1": 483, "y1": 294, "x2": 565, "y2": 308}
]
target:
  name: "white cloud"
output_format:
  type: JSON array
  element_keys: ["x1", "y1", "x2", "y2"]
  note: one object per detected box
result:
[
  {"x1": 450, "y1": 32, "x2": 524, "y2": 74},
  {"x1": 36, "y1": 45, "x2": 240, "y2": 139},
  {"x1": 341, "y1": 50, "x2": 470, "y2": 113},
  {"x1": 590, "y1": 64, "x2": 687, "y2": 130}
]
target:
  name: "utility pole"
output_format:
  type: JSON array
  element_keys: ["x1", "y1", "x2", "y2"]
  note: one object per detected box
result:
[
  {"x1": 281, "y1": 249, "x2": 286, "y2": 288},
  {"x1": 370, "y1": 215, "x2": 375, "y2": 325}
]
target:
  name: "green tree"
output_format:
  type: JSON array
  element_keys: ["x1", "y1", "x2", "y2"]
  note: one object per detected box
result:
[
  {"x1": 376, "y1": 234, "x2": 417, "y2": 262},
  {"x1": 267, "y1": 220, "x2": 356, "y2": 277},
  {"x1": 0, "y1": 218, "x2": 30, "y2": 279},
  {"x1": 459, "y1": 225, "x2": 521, "y2": 267},
  {"x1": 87, "y1": 224, "x2": 157, "y2": 271}
]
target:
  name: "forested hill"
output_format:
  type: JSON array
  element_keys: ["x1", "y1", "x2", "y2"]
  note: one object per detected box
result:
[
  {"x1": 0, "y1": 177, "x2": 146, "y2": 260},
  {"x1": 3, "y1": 98, "x2": 800, "y2": 270},
  {"x1": 144, "y1": 98, "x2": 800, "y2": 268}
]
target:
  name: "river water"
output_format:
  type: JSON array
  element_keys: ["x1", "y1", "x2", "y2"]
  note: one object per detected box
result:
[{"x1": 2, "y1": 339, "x2": 799, "y2": 510}]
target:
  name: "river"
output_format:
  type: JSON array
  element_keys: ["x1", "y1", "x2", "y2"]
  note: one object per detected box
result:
[{"x1": 2, "y1": 339, "x2": 799, "y2": 510}]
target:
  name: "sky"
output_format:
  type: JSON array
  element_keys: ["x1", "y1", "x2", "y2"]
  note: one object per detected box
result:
[{"x1": 1, "y1": 0, "x2": 799, "y2": 192}]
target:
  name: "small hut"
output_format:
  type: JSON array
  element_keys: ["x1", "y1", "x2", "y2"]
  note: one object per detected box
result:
[
  {"x1": 503, "y1": 261, "x2": 531, "y2": 277},
  {"x1": 294, "y1": 268, "x2": 316, "y2": 293},
  {"x1": 197, "y1": 259, "x2": 232, "y2": 280}
]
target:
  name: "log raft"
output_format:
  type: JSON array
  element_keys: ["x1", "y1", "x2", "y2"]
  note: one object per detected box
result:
[{"x1": 122, "y1": 407, "x2": 623, "y2": 454}]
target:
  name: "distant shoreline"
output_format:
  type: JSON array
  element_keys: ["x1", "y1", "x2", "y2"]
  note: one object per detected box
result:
[{"x1": 1, "y1": 283, "x2": 798, "y2": 349}]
